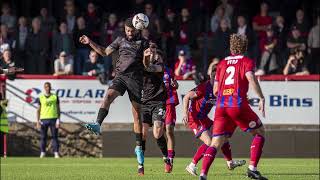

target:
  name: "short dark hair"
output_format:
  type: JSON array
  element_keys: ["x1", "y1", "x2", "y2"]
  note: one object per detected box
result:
[
  {"x1": 124, "y1": 17, "x2": 134, "y2": 28},
  {"x1": 44, "y1": 82, "x2": 51, "y2": 87}
]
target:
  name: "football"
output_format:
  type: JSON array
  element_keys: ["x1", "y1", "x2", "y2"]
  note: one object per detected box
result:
[{"x1": 132, "y1": 13, "x2": 149, "y2": 30}]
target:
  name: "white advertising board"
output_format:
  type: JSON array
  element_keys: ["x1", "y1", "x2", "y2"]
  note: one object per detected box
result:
[{"x1": 6, "y1": 79, "x2": 319, "y2": 125}]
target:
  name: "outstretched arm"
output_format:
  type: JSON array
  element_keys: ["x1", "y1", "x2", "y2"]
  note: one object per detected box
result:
[{"x1": 79, "y1": 35, "x2": 114, "y2": 56}]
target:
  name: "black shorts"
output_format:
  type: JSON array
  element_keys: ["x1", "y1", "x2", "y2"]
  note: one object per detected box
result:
[
  {"x1": 141, "y1": 101, "x2": 166, "y2": 126},
  {"x1": 109, "y1": 71, "x2": 143, "y2": 103}
]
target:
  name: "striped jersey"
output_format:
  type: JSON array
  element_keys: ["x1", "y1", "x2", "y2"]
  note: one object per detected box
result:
[
  {"x1": 163, "y1": 66, "x2": 179, "y2": 105},
  {"x1": 215, "y1": 55, "x2": 255, "y2": 108},
  {"x1": 189, "y1": 80, "x2": 215, "y2": 120}
]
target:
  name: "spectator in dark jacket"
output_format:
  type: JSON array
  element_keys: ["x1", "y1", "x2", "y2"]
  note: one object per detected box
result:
[
  {"x1": 52, "y1": 21, "x2": 75, "y2": 58},
  {"x1": 287, "y1": 26, "x2": 306, "y2": 54},
  {"x1": 212, "y1": 19, "x2": 231, "y2": 59},
  {"x1": 83, "y1": 50, "x2": 105, "y2": 77},
  {"x1": 100, "y1": 13, "x2": 118, "y2": 75},
  {"x1": 273, "y1": 15, "x2": 289, "y2": 68},
  {"x1": 162, "y1": 8, "x2": 178, "y2": 64},
  {"x1": 0, "y1": 3, "x2": 16, "y2": 33},
  {"x1": 25, "y1": 17, "x2": 49, "y2": 74},
  {"x1": 291, "y1": 9, "x2": 310, "y2": 39},
  {"x1": 39, "y1": 7, "x2": 56, "y2": 38},
  {"x1": 233, "y1": 15, "x2": 256, "y2": 60},
  {"x1": 73, "y1": 16, "x2": 90, "y2": 75},
  {"x1": 14, "y1": 16, "x2": 28, "y2": 68},
  {"x1": 84, "y1": 2, "x2": 101, "y2": 42},
  {"x1": 63, "y1": 0, "x2": 77, "y2": 33},
  {"x1": 176, "y1": 8, "x2": 194, "y2": 58}
]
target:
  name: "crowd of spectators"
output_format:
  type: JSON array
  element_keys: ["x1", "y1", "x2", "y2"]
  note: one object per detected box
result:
[{"x1": 0, "y1": 0, "x2": 319, "y2": 81}]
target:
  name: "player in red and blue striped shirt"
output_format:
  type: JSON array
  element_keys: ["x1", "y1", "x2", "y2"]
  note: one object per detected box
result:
[
  {"x1": 183, "y1": 70, "x2": 246, "y2": 176},
  {"x1": 162, "y1": 66, "x2": 179, "y2": 172},
  {"x1": 200, "y1": 34, "x2": 267, "y2": 180}
]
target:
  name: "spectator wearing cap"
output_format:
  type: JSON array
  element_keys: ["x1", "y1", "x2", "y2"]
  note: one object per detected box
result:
[
  {"x1": 176, "y1": 8, "x2": 194, "y2": 58},
  {"x1": 53, "y1": 51, "x2": 73, "y2": 76},
  {"x1": 0, "y1": 3, "x2": 16, "y2": 33},
  {"x1": 83, "y1": 50, "x2": 105, "y2": 77},
  {"x1": 174, "y1": 50, "x2": 196, "y2": 79},
  {"x1": 283, "y1": 51, "x2": 309, "y2": 75},
  {"x1": 212, "y1": 19, "x2": 231, "y2": 59},
  {"x1": 52, "y1": 21, "x2": 75, "y2": 59},
  {"x1": 287, "y1": 26, "x2": 306, "y2": 54},
  {"x1": 73, "y1": 16, "x2": 90, "y2": 75},
  {"x1": 291, "y1": 9, "x2": 310, "y2": 39},
  {"x1": 307, "y1": 16, "x2": 320, "y2": 74},
  {"x1": 162, "y1": 8, "x2": 178, "y2": 63},
  {"x1": 255, "y1": 26, "x2": 278, "y2": 75}
]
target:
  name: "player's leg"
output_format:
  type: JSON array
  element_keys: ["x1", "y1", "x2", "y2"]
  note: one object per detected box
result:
[
  {"x1": 40, "y1": 120, "x2": 49, "y2": 158},
  {"x1": 186, "y1": 130, "x2": 211, "y2": 176},
  {"x1": 141, "y1": 122, "x2": 149, "y2": 154},
  {"x1": 83, "y1": 88, "x2": 121, "y2": 134},
  {"x1": 132, "y1": 101, "x2": 145, "y2": 175},
  {"x1": 222, "y1": 138, "x2": 246, "y2": 170},
  {"x1": 165, "y1": 125, "x2": 174, "y2": 160},
  {"x1": 247, "y1": 126, "x2": 267, "y2": 179},
  {"x1": 230, "y1": 105, "x2": 267, "y2": 179},
  {"x1": 222, "y1": 122, "x2": 246, "y2": 170},
  {"x1": 164, "y1": 104, "x2": 176, "y2": 168},
  {"x1": 49, "y1": 119, "x2": 60, "y2": 158},
  {"x1": 200, "y1": 135, "x2": 226, "y2": 180},
  {"x1": 199, "y1": 109, "x2": 228, "y2": 180}
]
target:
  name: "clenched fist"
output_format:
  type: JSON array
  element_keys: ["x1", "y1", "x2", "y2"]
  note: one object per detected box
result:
[{"x1": 79, "y1": 35, "x2": 90, "y2": 44}]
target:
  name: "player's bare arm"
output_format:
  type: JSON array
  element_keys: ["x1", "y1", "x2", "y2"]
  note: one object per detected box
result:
[
  {"x1": 182, "y1": 91, "x2": 198, "y2": 125},
  {"x1": 245, "y1": 71, "x2": 265, "y2": 117},
  {"x1": 79, "y1": 35, "x2": 114, "y2": 56}
]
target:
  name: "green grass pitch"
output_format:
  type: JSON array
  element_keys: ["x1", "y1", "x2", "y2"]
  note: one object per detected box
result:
[{"x1": 1, "y1": 158, "x2": 319, "y2": 180}]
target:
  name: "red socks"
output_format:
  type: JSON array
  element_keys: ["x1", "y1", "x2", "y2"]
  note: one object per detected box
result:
[
  {"x1": 200, "y1": 146, "x2": 217, "y2": 176},
  {"x1": 192, "y1": 144, "x2": 209, "y2": 164},
  {"x1": 168, "y1": 149, "x2": 175, "y2": 159},
  {"x1": 221, "y1": 142, "x2": 232, "y2": 161},
  {"x1": 250, "y1": 134, "x2": 265, "y2": 167}
]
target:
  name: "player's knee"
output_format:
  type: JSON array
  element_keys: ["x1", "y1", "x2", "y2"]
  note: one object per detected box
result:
[
  {"x1": 210, "y1": 136, "x2": 224, "y2": 149},
  {"x1": 204, "y1": 139, "x2": 211, "y2": 146},
  {"x1": 166, "y1": 126, "x2": 174, "y2": 137},
  {"x1": 251, "y1": 126, "x2": 265, "y2": 137}
]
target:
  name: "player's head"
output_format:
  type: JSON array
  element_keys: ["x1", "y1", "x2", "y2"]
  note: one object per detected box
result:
[
  {"x1": 44, "y1": 82, "x2": 52, "y2": 94},
  {"x1": 124, "y1": 17, "x2": 137, "y2": 40},
  {"x1": 230, "y1": 34, "x2": 247, "y2": 55}
]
